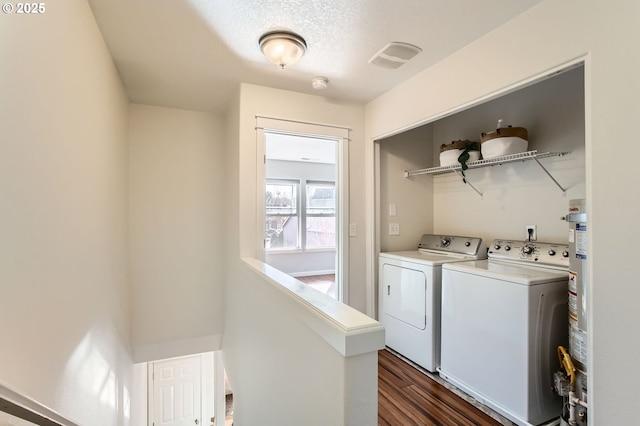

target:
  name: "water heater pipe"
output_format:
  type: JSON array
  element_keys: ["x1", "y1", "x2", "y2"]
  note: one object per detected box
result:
[{"x1": 558, "y1": 346, "x2": 588, "y2": 426}]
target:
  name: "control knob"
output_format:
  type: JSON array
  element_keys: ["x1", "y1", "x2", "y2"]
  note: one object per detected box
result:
[
  {"x1": 548, "y1": 249, "x2": 556, "y2": 256},
  {"x1": 465, "y1": 241, "x2": 471, "y2": 247},
  {"x1": 494, "y1": 243, "x2": 501, "y2": 250},
  {"x1": 441, "y1": 237, "x2": 451, "y2": 247},
  {"x1": 522, "y1": 245, "x2": 535, "y2": 255},
  {"x1": 505, "y1": 245, "x2": 511, "y2": 251},
  {"x1": 562, "y1": 250, "x2": 569, "y2": 258}
]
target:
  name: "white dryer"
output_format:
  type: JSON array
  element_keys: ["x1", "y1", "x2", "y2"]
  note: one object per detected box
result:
[
  {"x1": 379, "y1": 234, "x2": 486, "y2": 372},
  {"x1": 439, "y1": 239, "x2": 569, "y2": 426}
]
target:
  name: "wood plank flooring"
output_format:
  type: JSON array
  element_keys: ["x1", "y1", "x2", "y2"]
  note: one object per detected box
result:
[
  {"x1": 296, "y1": 274, "x2": 336, "y2": 298},
  {"x1": 378, "y1": 349, "x2": 508, "y2": 426},
  {"x1": 296, "y1": 274, "x2": 335, "y2": 284},
  {"x1": 295, "y1": 275, "x2": 511, "y2": 424}
]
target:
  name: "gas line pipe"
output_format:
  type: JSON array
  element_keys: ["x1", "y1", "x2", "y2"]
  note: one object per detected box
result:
[{"x1": 557, "y1": 346, "x2": 588, "y2": 425}]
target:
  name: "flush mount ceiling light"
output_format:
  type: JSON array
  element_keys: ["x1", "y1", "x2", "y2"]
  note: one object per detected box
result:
[{"x1": 259, "y1": 31, "x2": 307, "y2": 69}]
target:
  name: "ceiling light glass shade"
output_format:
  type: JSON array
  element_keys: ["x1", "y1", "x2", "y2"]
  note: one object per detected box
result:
[{"x1": 259, "y1": 31, "x2": 307, "y2": 69}]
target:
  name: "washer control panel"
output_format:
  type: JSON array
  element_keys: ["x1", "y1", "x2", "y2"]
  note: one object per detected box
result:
[
  {"x1": 488, "y1": 239, "x2": 569, "y2": 268},
  {"x1": 417, "y1": 234, "x2": 486, "y2": 257}
]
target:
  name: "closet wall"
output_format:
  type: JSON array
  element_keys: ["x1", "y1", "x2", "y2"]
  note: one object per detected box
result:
[{"x1": 378, "y1": 65, "x2": 585, "y2": 248}]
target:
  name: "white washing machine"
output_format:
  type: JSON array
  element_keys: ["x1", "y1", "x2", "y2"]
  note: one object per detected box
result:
[
  {"x1": 379, "y1": 234, "x2": 486, "y2": 372},
  {"x1": 439, "y1": 239, "x2": 569, "y2": 426}
]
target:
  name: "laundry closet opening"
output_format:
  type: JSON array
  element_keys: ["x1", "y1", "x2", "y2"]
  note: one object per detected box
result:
[
  {"x1": 376, "y1": 63, "x2": 585, "y2": 254},
  {"x1": 374, "y1": 62, "x2": 585, "y2": 425}
]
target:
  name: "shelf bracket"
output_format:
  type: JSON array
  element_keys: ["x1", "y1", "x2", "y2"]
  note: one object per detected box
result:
[
  {"x1": 533, "y1": 157, "x2": 567, "y2": 192},
  {"x1": 453, "y1": 170, "x2": 483, "y2": 196}
]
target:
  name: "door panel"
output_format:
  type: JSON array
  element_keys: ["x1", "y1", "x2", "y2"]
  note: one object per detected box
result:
[{"x1": 153, "y1": 355, "x2": 201, "y2": 426}]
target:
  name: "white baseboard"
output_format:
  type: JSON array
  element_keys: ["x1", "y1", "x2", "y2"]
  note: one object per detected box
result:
[{"x1": 290, "y1": 269, "x2": 335, "y2": 278}]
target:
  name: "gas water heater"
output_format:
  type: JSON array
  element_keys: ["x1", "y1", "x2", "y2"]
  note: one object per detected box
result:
[{"x1": 557, "y1": 199, "x2": 588, "y2": 426}]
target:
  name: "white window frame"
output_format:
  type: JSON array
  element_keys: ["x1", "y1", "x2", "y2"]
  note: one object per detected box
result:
[
  {"x1": 304, "y1": 180, "x2": 336, "y2": 250},
  {"x1": 265, "y1": 179, "x2": 337, "y2": 252},
  {"x1": 265, "y1": 179, "x2": 301, "y2": 251},
  {"x1": 256, "y1": 116, "x2": 350, "y2": 303}
]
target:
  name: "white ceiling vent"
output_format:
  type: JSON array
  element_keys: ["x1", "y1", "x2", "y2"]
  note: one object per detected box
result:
[{"x1": 369, "y1": 42, "x2": 422, "y2": 69}]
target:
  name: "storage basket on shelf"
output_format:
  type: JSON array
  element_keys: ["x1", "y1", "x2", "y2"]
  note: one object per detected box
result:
[
  {"x1": 439, "y1": 139, "x2": 480, "y2": 167},
  {"x1": 480, "y1": 119, "x2": 528, "y2": 159}
]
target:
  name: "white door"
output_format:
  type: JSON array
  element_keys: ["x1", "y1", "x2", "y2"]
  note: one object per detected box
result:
[{"x1": 153, "y1": 355, "x2": 202, "y2": 426}]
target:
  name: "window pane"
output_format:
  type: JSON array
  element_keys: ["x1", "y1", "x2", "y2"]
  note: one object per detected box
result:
[
  {"x1": 266, "y1": 183, "x2": 297, "y2": 215},
  {"x1": 265, "y1": 215, "x2": 299, "y2": 249},
  {"x1": 306, "y1": 216, "x2": 335, "y2": 249},
  {"x1": 306, "y1": 182, "x2": 335, "y2": 215}
]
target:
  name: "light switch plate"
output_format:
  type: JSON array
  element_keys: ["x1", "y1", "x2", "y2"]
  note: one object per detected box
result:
[
  {"x1": 349, "y1": 223, "x2": 357, "y2": 237},
  {"x1": 389, "y1": 203, "x2": 397, "y2": 216}
]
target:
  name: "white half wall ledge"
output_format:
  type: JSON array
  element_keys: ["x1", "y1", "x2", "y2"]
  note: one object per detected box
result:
[
  {"x1": 242, "y1": 257, "x2": 385, "y2": 357},
  {"x1": 132, "y1": 334, "x2": 223, "y2": 363},
  {"x1": 0, "y1": 380, "x2": 80, "y2": 426}
]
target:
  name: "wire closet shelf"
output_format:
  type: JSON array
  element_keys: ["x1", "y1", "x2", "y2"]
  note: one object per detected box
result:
[{"x1": 403, "y1": 150, "x2": 569, "y2": 196}]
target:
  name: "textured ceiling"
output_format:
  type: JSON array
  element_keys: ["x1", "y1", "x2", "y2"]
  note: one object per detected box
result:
[{"x1": 87, "y1": 0, "x2": 542, "y2": 113}]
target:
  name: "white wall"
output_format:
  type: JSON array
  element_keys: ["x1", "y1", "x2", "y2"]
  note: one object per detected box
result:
[
  {"x1": 130, "y1": 363, "x2": 148, "y2": 426},
  {"x1": 266, "y1": 250, "x2": 335, "y2": 277},
  {"x1": 0, "y1": 1, "x2": 132, "y2": 424},
  {"x1": 129, "y1": 104, "x2": 225, "y2": 362},
  {"x1": 378, "y1": 65, "x2": 584, "y2": 248},
  {"x1": 225, "y1": 261, "x2": 380, "y2": 426},
  {"x1": 235, "y1": 84, "x2": 367, "y2": 310},
  {"x1": 223, "y1": 84, "x2": 381, "y2": 425},
  {"x1": 378, "y1": 124, "x2": 435, "y2": 252},
  {"x1": 366, "y1": 1, "x2": 640, "y2": 424},
  {"x1": 431, "y1": 65, "x2": 584, "y2": 243}
]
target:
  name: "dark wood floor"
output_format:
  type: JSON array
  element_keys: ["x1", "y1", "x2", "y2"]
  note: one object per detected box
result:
[
  {"x1": 297, "y1": 275, "x2": 507, "y2": 424},
  {"x1": 378, "y1": 349, "x2": 506, "y2": 426}
]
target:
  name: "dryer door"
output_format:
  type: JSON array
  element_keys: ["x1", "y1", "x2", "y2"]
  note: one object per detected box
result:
[{"x1": 381, "y1": 263, "x2": 427, "y2": 330}]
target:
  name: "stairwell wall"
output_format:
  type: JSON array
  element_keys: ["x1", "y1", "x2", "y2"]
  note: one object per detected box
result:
[{"x1": 0, "y1": 1, "x2": 132, "y2": 424}]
